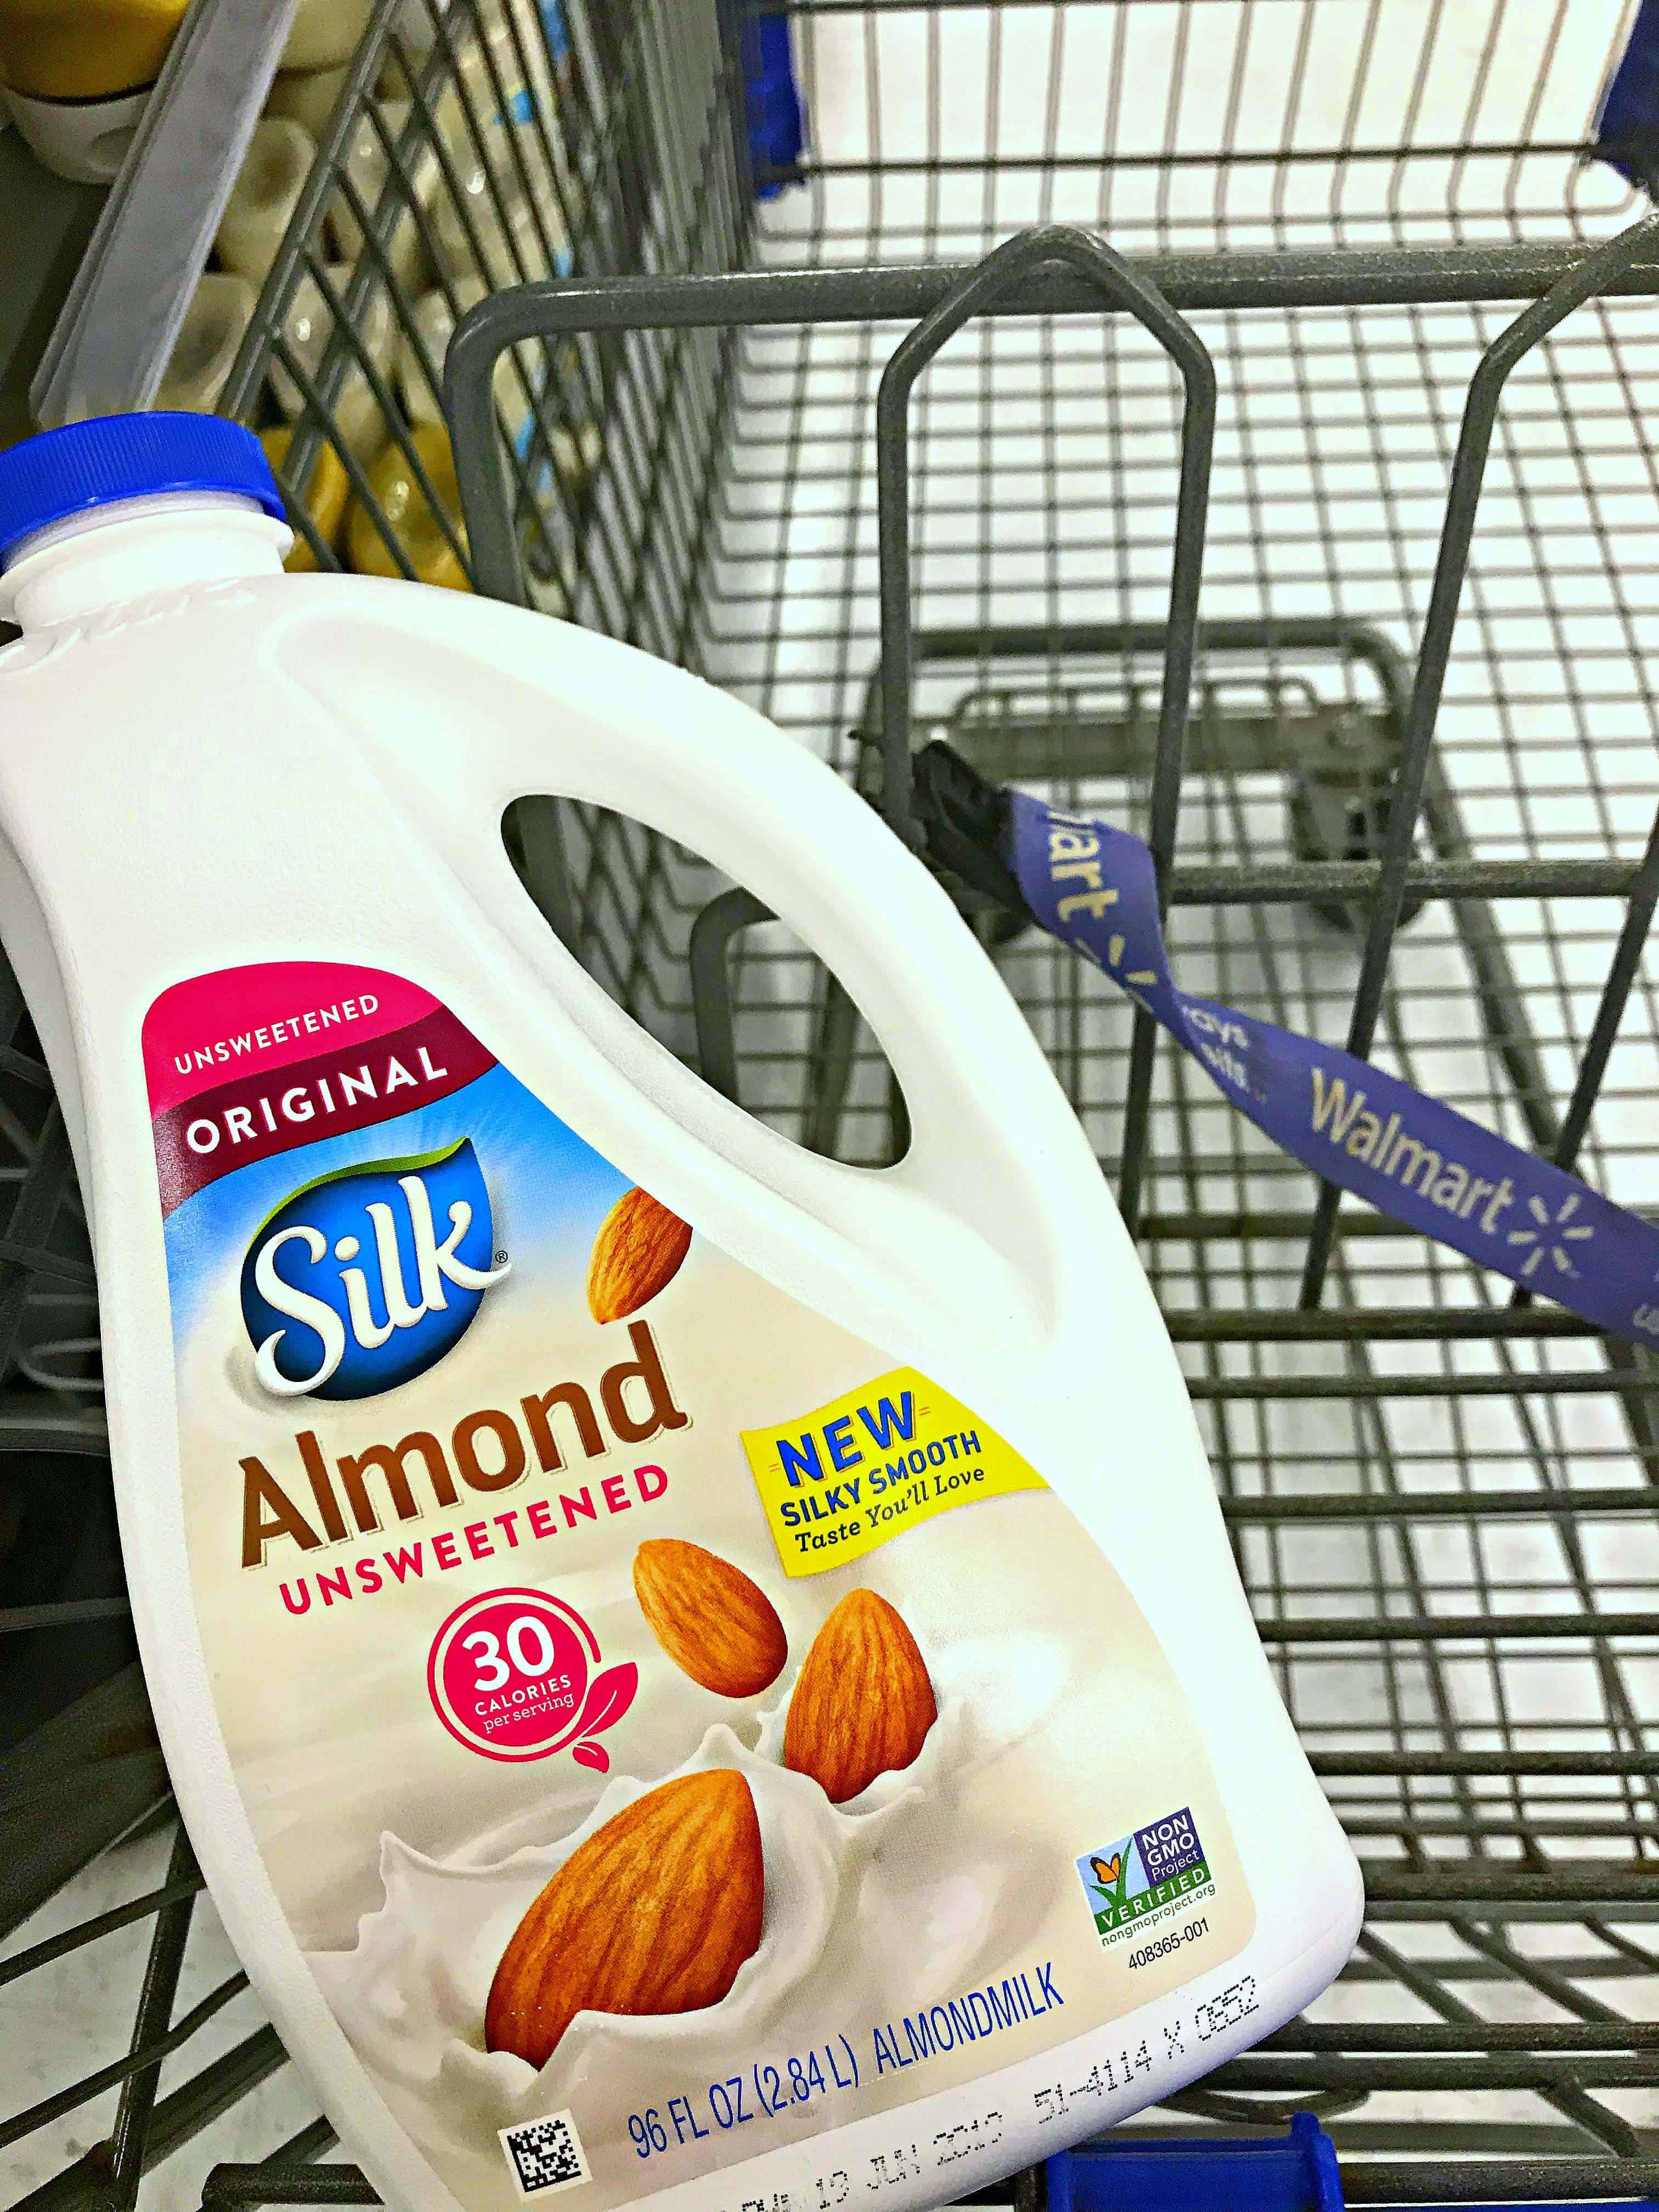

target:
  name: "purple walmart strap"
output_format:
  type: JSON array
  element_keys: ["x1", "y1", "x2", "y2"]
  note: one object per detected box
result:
[{"x1": 995, "y1": 785, "x2": 1657, "y2": 1347}]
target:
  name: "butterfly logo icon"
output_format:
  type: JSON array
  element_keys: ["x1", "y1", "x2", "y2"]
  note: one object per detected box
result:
[{"x1": 1089, "y1": 1853, "x2": 1123, "y2": 1888}]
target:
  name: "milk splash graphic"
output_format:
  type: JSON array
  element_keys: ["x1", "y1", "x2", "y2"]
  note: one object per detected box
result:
[{"x1": 309, "y1": 1639, "x2": 1063, "y2": 2205}]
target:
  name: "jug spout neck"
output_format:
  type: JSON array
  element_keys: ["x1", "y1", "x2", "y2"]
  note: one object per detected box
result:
[{"x1": 0, "y1": 492, "x2": 289, "y2": 629}]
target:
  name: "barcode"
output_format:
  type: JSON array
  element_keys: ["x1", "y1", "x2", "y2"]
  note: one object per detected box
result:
[{"x1": 499, "y1": 2109, "x2": 591, "y2": 2196}]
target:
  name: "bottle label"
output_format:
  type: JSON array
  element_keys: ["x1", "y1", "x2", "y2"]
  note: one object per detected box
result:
[{"x1": 144, "y1": 960, "x2": 1255, "y2": 2209}]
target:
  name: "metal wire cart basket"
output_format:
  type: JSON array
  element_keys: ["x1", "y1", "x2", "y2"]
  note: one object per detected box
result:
[{"x1": 5, "y1": 1, "x2": 1659, "y2": 2206}]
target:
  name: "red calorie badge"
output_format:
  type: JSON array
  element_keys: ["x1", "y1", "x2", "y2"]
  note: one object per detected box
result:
[{"x1": 427, "y1": 1588, "x2": 637, "y2": 1767}]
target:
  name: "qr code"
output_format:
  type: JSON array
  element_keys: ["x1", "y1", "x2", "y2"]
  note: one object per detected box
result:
[{"x1": 498, "y1": 2109, "x2": 591, "y2": 2197}]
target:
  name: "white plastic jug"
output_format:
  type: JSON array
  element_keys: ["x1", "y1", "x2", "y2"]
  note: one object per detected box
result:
[{"x1": 0, "y1": 417, "x2": 1361, "y2": 2212}]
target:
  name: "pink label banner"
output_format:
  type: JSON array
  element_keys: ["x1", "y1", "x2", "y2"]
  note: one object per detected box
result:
[{"x1": 145, "y1": 964, "x2": 495, "y2": 1214}]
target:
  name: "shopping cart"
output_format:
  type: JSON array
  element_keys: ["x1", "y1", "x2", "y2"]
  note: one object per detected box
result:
[{"x1": 3, "y1": 0, "x2": 1658, "y2": 2205}]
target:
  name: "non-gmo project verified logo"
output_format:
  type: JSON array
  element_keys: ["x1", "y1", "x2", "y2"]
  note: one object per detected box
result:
[{"x1": 1076, "y1": 1806, "x2": 1212, "y2": 1940}]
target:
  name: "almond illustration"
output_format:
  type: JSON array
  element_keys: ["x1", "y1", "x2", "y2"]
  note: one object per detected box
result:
[
  {"x1": 634, "y1": 1538, "x2": 787, "y2": 1697},
  {"x1": 486, "y1": 1769, "x2": 763, "y2": 2068},
  {"x1": 586, "y1": 1187, "x2": 692, "y2": 1323},
  {"x1": 784, "y1": 1588, "x2": 936, "y2": 1804}
]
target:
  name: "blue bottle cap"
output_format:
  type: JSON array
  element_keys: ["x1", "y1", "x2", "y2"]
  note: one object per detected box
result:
[{"x1": 0, "y1": 413, "x2": 285, "y2": 561}]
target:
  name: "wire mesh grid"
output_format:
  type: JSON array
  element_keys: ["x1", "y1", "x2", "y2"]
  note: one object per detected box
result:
[
  {"x1": 764, "y1": 1, "x2": 1638, "y2": 257},
  {"x1": 5, "y1": 0, "x2": 1659, "y2": 2206},
  {"x1": 215, "y1": 0, "x2": 750, "y2": 615}
]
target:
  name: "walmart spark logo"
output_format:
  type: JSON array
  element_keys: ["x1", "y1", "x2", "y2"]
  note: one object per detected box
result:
[{"x1": 1507, "y1": 1192, "x2": 1594, "y2": 1281}]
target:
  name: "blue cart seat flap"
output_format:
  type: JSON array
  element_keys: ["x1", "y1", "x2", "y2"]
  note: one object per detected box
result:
[
  {"x1": 1046, "y1": 2115, "x2": 1344, "y2": 2212},
  {"x1": 1044, "y1": 2114, "x2": 1659, "y2": 2212},
  {"x1": 743, "y1": 13, "x2": 805, "y2": 198},
  {"x1": 1594, "y1": 0, "x2": 1659, "y2": 188}
]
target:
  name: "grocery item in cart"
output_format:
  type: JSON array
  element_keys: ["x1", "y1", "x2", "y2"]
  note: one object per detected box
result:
[
  {"x1": 346, "y1": 421, "x2": 471, "y2": 590},
  {"x1": 326, "y1": 97, "x2": 437, "y2": 289},
  {"x1": 398, "y1": 278, "x2": 599, "y2": 489},
  {"x1": 261, "y1": 426, "x2": 350, "y2": 574},
  {"x1": 217, "y1": 117, "x2": 317, "y2": 286},
  {"x1": 0, "y1": 0, "x2": 188, "y2": 178},
  {"x1": 264, "y1": 57, "x2": 351, "y2": 142},
  {"x1": 270, "y1": 260, "x2": 396, "y2": 464},
  {"x1": 0, "y1": 416, "x2": 1362, "y2": 2212},
  {"x1": 154, "y1": 270, "x2": 255, "y2": 414}
]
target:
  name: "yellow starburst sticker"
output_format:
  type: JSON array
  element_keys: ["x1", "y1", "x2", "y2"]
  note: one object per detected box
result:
[{"x1": 740, "y1": 1365, "x2": 1046, "y2": 1577}]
